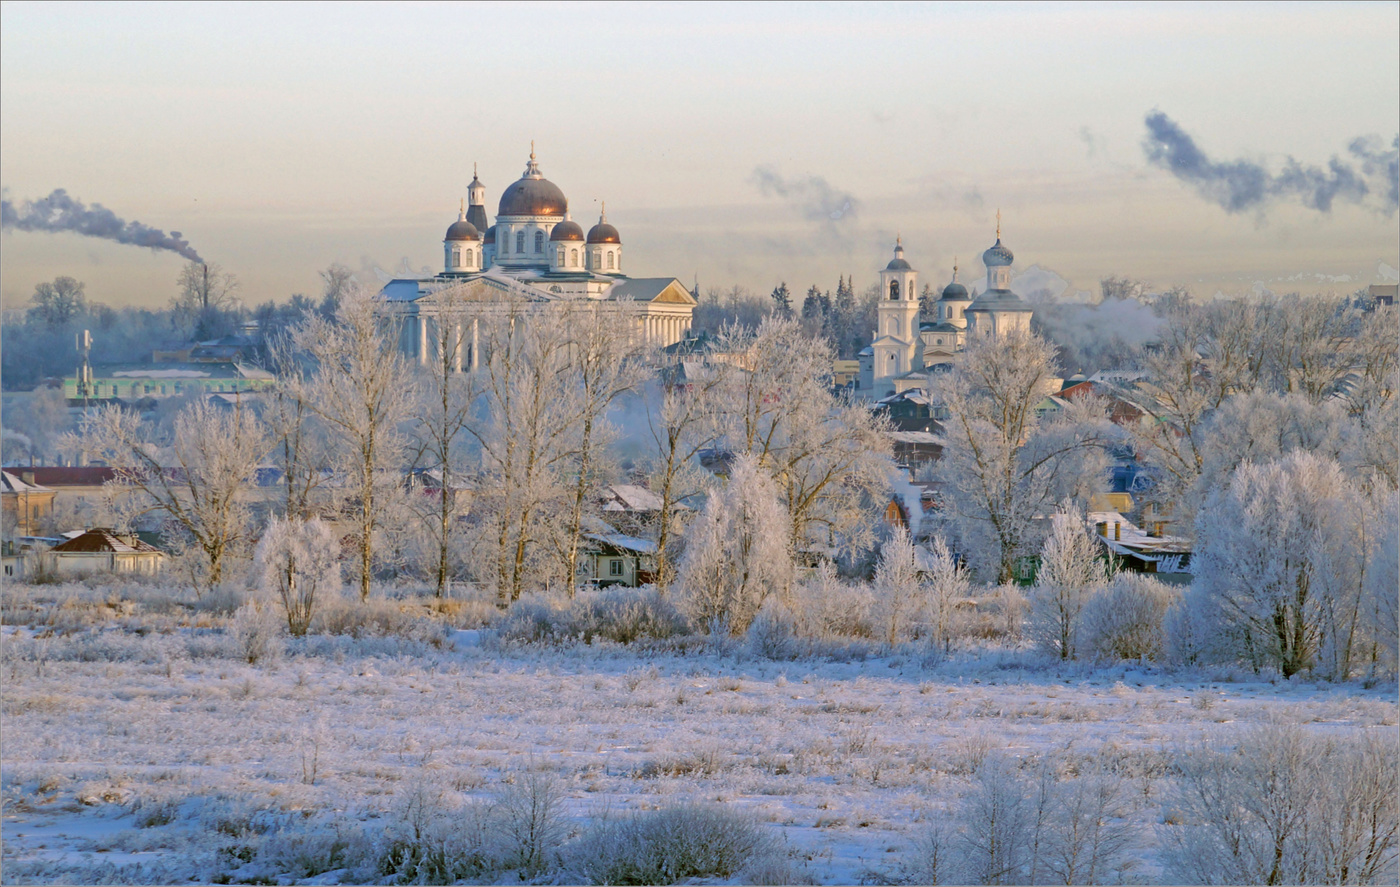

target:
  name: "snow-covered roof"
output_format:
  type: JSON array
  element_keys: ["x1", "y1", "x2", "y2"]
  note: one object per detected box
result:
[
  {"x1": 885, "y1": 431, "x2": 943, "y2": 445},
  {"x1": 0, "y1": 471, "x2": 54, "y2": 494},
  {"x1": 581, "y1": 533, "x2": 657, "y2": 555},
  {"x1": 600, "y1": 484, "x2": 666, "y2": 513},
  {"x1": 49, "y1": 528, "x2": 163, "y2": 555},
  {"x1": 1086, "y1": 511, "x2": 1190, "y2": 556}
]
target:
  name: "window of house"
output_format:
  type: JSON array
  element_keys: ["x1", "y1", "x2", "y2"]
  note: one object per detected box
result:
[
  {"x1": 609, "y1": 559, "x2": 624, "y2": 577},
  {"x1": 534, "y1": 230, "x2": 544, "y2": 253},
  {"x1": 515, "y1": 230, "x2": 525, "y2": 253}
]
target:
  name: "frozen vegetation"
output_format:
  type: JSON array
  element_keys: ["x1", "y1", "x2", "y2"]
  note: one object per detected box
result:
[{"x1": 2, "y1": 577, "x2": 1396, "y2": 885}]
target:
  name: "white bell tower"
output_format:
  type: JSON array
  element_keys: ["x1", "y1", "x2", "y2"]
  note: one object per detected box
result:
[{"x1": 872, "y1": 236, "x2": 921, "y2": 394}]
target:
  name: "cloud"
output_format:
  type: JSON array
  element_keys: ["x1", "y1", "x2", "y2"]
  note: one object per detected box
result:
[
  {"x1": 750, "y1": 166, "x2": 860, "y2": 224},
  {"x1": 1142, "y1": 111, "x2": 1398, "y2": 216}
]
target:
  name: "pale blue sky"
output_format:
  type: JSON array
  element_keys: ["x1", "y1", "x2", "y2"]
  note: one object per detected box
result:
[{"x1": 2, "y1": 1, "x2": 1397, "y2": 309}]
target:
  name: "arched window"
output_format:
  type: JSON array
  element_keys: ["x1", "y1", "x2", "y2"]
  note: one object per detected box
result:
[
  {"x1": 570, "y1": 248, "x2": 578, "y2": 266},
  {"x1": 889, "y1": 280, "x2": 900, "y2": 300},
  {"x1": 556, "y1": 246, "x2": 564, "y2": 264},
  {"x1": 452, "y1": 249, "x2": 461, "y2": 266},
  {"x1": 606, "y1": 251, "x2": 614, "y2": 270},
  {"x1": 515, "y1": 230, "x2": 525, "y2": 253},
  {"x1": 534, "y1": 230, "x2": 544, "y2": 253},
  {"x1": 593, "y1": 249, "x2": 601, "y2": 268}
]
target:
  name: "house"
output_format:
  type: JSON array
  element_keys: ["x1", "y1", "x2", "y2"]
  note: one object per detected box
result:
[
  {"x1": 63, "y1": 361, "x2": 274, "y2": 402},
  {"x1": 886, "y1": 430, "x2": 943, "y2": 469},
  {"x1": 1087, "y1": 510, "x2": 1191, "y2": 575},
  {"x1": 579, "y1": 533, "x2": 657, "y2": 587},
  {"x1": 43, "y1": 528, "x2": 165, "y2": 577},
  {"x1": 2, "y1": 471, "x2": 57, "y2": 535},
  {"x1": 1369, "y1": 283, "x2": 1397, "y2": 307}
]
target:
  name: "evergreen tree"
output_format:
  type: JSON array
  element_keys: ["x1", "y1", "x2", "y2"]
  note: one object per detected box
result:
[{"x1": 770, "y1": 281, "x2": 792, "y2": 316}]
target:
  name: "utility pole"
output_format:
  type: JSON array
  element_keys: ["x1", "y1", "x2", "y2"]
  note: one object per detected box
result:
[{"x1": 76, "y1": 329, "x2": 93, "y2": 411}]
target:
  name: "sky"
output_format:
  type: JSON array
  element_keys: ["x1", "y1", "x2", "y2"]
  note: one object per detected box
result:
[{"x1": 2, "y1": 1, "x2": 1397, "y2": 311}]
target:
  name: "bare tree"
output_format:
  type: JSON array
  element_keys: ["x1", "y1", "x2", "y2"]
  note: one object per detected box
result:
[
  {"x1": 289, "y1": 283, "x2": 412, "y2": 601},
  {"x1": 645, "y1": 370, "x2": 722, "y2": 594},
  {"x1": 74, "y1": 399, "x2": 267, "y2": 593},
  {"x1": 172, "y1": 261, "x2": 239, "y2": 339},
  {"x1": 873, "y1": 526, "x2": 921, "y2": 644},
  {"x1": 27, "y1": 276, "x2": 87, "y2": 326},
  {"x1": 924, "y1": 533, "x2": 971, "y2": 653},
  {"x1": 262, "y1": 335, "x2": 330, "y2": 520}
]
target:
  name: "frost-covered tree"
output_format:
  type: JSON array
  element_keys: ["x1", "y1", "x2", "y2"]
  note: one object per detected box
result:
[
  {"x1": 709, "y1": 317, "x2": 893, "y2": 560},
  {"x1": 645, "y1": 370, "x2": 722, "y2": 594},
  {"x1": 75, "y1": 399, "x2": 267, "y2": 593},
  {"x1": 254, "y1": 516, "x2": 340, "y2": 636},
  {"x1": 289, "y1": 283, "x2": 412, "y2": 601},
  {"x1": 931, "y1": 327, "x2": 1114, "y2": 583},
  {"x1": 873, "y1": 526, "x2": 921, "y2": 644},
  {"x1": 554, "y1": 304, "x2": 645, "y2": 596},
  {"x1": 405, "y1": 282, "x2": 476, "y2": 596},
  {"x1": 1362, "y1": 489, "x2": 1399, "y2": 678},
  {"x1": 1029, "y1": 502, "x2": 1106, "y2": 660},
  {"x1": 1192, "y1": 452, "x2": 1369, "y2": 678},
  {"x1": 1079, "y1": 572, "x2": 1178, "y2": 662},
  {"x1": 262, "y1": 335, "x2": 331, "y2": 521},
  {"x1": 466, "y1": 303, "x2": 578, "y2": 603},
  {"x1": 924, "y1": 534, "x2": 971, "y2": 653},
  {"x1": 676, "y1": 454, "x2": 792, "y2": 634}
]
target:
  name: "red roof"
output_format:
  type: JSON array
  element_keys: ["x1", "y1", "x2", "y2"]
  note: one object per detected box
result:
[
  {"x1": 22, "y1": 467, "x2": 118, "y2": 487},
  {"x1": 49, "y1": 529, "x2": 162, "y2": 554}
]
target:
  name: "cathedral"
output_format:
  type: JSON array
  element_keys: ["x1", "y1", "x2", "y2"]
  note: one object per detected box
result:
[
  {"x1": 380, "y1": 147, "x2": 695, "y2": 368},
  {"x1": 858, "y1": 220, "x2": 1033, "y2": 397}
]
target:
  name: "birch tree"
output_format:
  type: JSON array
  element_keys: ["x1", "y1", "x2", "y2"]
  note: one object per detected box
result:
[
  {"x1": 290, "y1": 283, "x2": 412, "y2": 601},
  {"x1": 1029, "y1": 502, "x2": 1106, "y2": 660},
  {"x1": 645, "y1": 366, "x2": 723, "y2": 594},
  {"x1": 406, "y1": 283, "x2": 476, "y2": 596},
  {"x1": 75, "y1": 399, "x2": 267, "y2": 593}
]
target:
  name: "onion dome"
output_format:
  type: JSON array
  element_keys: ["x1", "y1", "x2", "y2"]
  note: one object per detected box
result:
[
  {"x1": 445, "y1": 204, "x2": 480, "y2": 241},
  {"x1": 885, "y1": 235, "x2": 913, "y2": 271},
  {"x1": 982, "y1": 210, "x2": 1013, "y2": 266},
  {"x1": 550, "y1": 214, "x2": 585, "y2": 242},
  {"x1": 982, "y1": 238, "x2": 1014, "y2": 267},
  {"x1": 941, "y1": 261, "x2": 970, "y2": 300},
  {"x1": 587, "y1": 202, "x2": 621, "y2": 244},
  {"x1": 498, "y1": 143, "x2": 568, "y2": 217}
]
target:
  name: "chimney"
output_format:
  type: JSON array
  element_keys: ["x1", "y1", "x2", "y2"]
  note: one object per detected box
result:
[
  {"x1": 1114, "y1": 522, "x2": 1121, "y2": 541},
  {"x1": 1096, "y1": 521, "x2": 1108, "y2": 537}
]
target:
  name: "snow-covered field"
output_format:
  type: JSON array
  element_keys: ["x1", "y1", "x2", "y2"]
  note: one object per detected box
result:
[{"x1": 2, "y1": 583, "x2": 1396, "y2": 885}]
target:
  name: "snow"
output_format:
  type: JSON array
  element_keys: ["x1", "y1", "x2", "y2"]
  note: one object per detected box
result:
[
  {"x1": 2, "y1": 590, "x2": 1394, "y2": 884},
  {"x1": 110, "y1": 369, "x2": 211, "y2": 379}
]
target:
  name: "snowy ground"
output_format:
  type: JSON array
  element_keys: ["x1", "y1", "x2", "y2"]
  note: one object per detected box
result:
[{"x1": 2, "y1": 589, "x2": 1396, "y2": 884}]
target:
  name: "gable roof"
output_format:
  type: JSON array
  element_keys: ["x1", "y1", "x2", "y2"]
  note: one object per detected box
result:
[
  {"x1": 600, "y1": 484, "x2": 666, "y2": 512},
  {"x1": 606, "y1": 278, "x2": 696, "y2": 305},
  {"x1": 0, "y1": 471, "x2": 54, "y2": 494},
  {"x1": 23, "y1": 467, "x2": 118, "y2": 487},
  {"x1": 49, "y1": 528, "x2": 163, "y2": 554}
]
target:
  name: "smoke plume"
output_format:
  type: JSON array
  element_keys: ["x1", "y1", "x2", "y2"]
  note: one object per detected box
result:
[
  {"x1": 1142, "y1": 111, "x2": 1399, "y2": 216},
  {"x1": 1, "y1": 189, "x2": 203, "y2": 262},
  {"x1": 751, "y1": 166, "x2": 859, "y2": 223}
]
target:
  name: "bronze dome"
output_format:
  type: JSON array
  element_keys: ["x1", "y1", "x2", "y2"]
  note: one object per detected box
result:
[
  {"x1": 550, "y1": 219, "x2": 585, "y2": 242},
  {"x1": 498, "y1": 177, "x2": 568, "y2": 217},
  {"x1": 445, "y1": 218, "x2": 480, "y2": 241},
  {"x1": 587, "y1": 221, "x2": 620, "y2": 244}
]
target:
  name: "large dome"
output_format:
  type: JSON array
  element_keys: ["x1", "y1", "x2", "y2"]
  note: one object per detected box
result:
[{"x1": 498, "y1": 148, "x2": 568, "y2": 217}]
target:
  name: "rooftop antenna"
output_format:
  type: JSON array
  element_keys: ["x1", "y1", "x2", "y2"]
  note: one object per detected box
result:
[{"x1": 996, "y1": 209, "x2": 1001, "y2": 239}]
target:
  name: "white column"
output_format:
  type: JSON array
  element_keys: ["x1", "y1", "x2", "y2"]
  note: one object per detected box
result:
[
  {"x1": 471, "y1": 317, "x2": 480, "y2": 370},
  {"x1": 418, "y1": 316, "x2": 429, "y2": 365}
]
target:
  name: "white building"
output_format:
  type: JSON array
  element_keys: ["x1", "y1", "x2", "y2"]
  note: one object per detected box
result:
[
  {"x1": 382, "y1": 147, "x2": 695, "y2": 364},
  {"x1": 859, "y1": 222, "x2": 1034, "y2": 397}
]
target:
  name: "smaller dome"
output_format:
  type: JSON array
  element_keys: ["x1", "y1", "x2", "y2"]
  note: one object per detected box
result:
[
  {"x1": 587, "y1": 203, "x2": 621, "y2": 243},
  {"x1": 983, "y1": 238, "x2": 1014, "y2": 267},
  {"x1": 484, "y1": 224, "x2": 497, "y2": 241},
  {"x1": 550, "y1": 219, "x2": 585, "y2": 242},
  {"x1": 886, "y1": 257, "x2": 913, "y2": 271},
  {"x1": 445, "y1": 216, "x2": 480, "y2": 242},
  {"x1": 941, "y1": 281, "x2": 969, "y2": 300}
]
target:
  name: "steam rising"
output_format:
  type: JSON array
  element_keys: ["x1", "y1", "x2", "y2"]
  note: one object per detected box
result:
[
  {"x1": 751, "y1": 166, "x2": 859, "y2": 223},
  {"x1": 1, "y1": 189, "x2": 203, "y2": 262},
  {"x1": 1142, "y1": 111, "x2": 1399, "y2": 216}
]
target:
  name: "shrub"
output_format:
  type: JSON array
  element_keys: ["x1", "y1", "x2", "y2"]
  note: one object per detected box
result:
[
  {"x1": 574, "y1": 586, "x2": 688, "y2": 644},
  {"x1": 567, "y1": 803, "x2": 778, "y2": 885},
  {"x1": 1163, "y1": 726, "x2": 1397, "y2": 885},
  {"x1": 228, "y1": 600, "x2": 283, "y2": 664},
  {"x1": 254, "y1": 516, "x2": 341, "y2": 637},
  {"x1": 1079, "y1": 573, "x2": 1179, "y2": 662}
]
